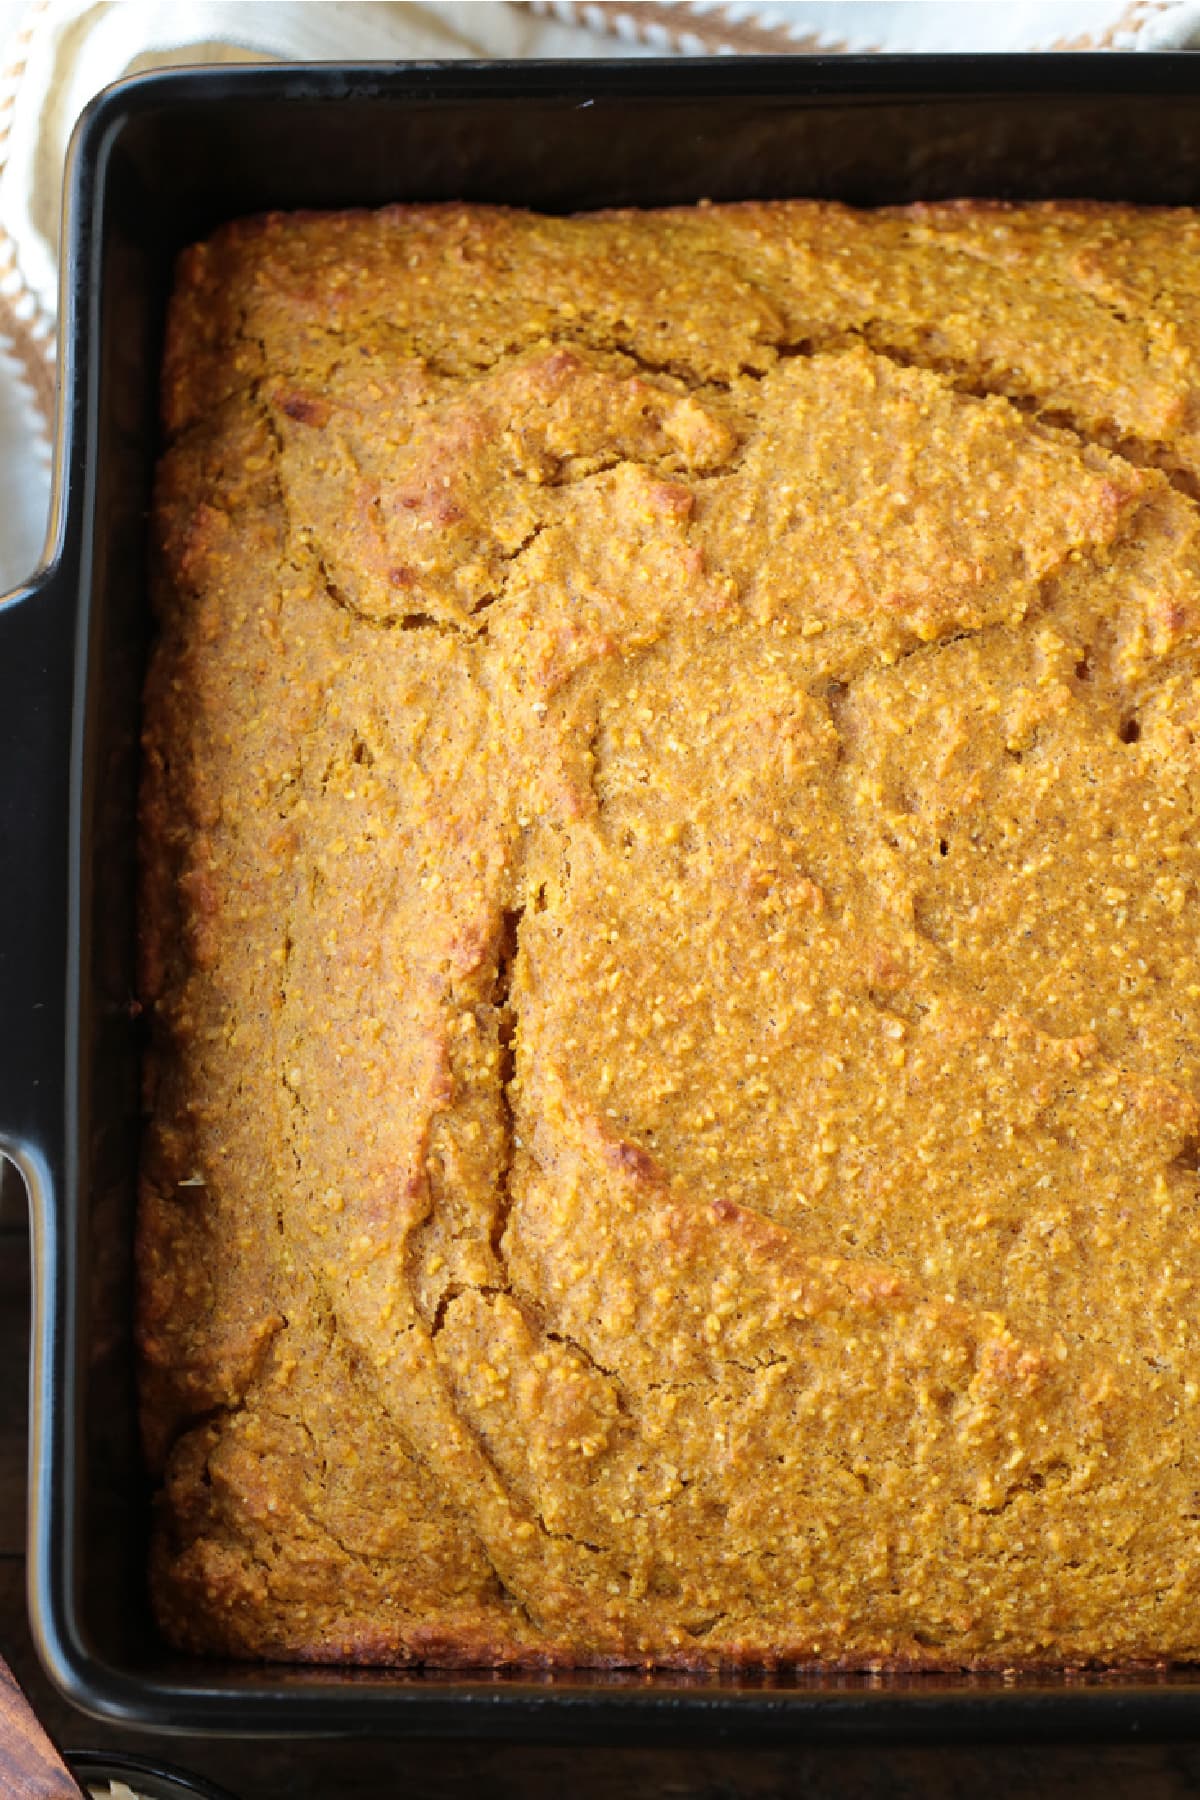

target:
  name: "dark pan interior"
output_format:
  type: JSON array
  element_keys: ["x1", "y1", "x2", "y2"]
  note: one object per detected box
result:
[{"x1": 39, "y1": 57, "x2": 1200, "y2": 1739}]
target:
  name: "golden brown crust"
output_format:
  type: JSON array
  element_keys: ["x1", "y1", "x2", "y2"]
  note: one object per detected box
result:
[{"x1": 143, "y1": 199, "x2": 1200, "y2": 1669}]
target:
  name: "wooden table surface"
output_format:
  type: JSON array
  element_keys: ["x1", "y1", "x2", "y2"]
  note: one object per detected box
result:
[{"x1": 7, "y1": 1166, "x2": 1200, "y2": 1799}]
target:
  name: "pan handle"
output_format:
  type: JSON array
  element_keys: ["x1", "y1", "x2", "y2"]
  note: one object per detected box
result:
[{"x1": 0, "y1": 566, "x2": 75, "y2": 1205}]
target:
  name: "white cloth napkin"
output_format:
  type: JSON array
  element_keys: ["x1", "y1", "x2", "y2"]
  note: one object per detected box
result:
[{"x1": 0, "y1": 0, "x2": 1195, "y2": 594}]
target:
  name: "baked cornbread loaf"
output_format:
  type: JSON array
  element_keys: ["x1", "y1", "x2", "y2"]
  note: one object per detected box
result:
[{"x1": 142, "y1": 199, "x2": 1200, "y2": 1670}]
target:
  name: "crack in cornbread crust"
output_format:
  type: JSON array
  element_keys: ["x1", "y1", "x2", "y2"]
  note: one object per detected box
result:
[{"x1": 143, "y1": 202, "x2": 1200, "y2": 1670}]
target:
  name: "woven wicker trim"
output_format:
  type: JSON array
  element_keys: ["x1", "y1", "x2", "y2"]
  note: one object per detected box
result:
[
  {"x1": 0, "y1": 0, "x2": 54, "y2": 438},
  {"x1": 524, "y1": 0, "x2": 1171, "y2": 55},
  {"x1": 523, "y1": 0, "x2": 859, "y2": 52},
  {"x1": 1053, "y1": 0, "x2": 1170, "y2": 49}
]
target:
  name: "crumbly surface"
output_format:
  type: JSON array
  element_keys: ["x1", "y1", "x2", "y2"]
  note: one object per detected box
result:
[{"x1": 142, "y1": 200, "x2": 1200, "y2": 1670}]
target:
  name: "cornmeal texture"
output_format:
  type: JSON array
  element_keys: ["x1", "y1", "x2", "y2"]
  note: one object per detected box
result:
[{"x1": 142, "y1": 200, "x2": 1200, "y2": 1669}]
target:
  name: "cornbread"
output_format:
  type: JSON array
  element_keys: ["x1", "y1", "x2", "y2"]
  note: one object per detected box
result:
[{"x1": 142, "y1": 199, "x2": 1200, "y2": 1669}]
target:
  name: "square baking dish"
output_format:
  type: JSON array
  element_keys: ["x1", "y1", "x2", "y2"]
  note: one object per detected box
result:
[{"x1": 9, "y1": 55, "x2": 1200, "y2": 1744}]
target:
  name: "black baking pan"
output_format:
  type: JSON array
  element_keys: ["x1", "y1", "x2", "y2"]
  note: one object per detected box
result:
[{"x1": 10, "y1": 54, "x2": 1200, "y2": 1745}]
